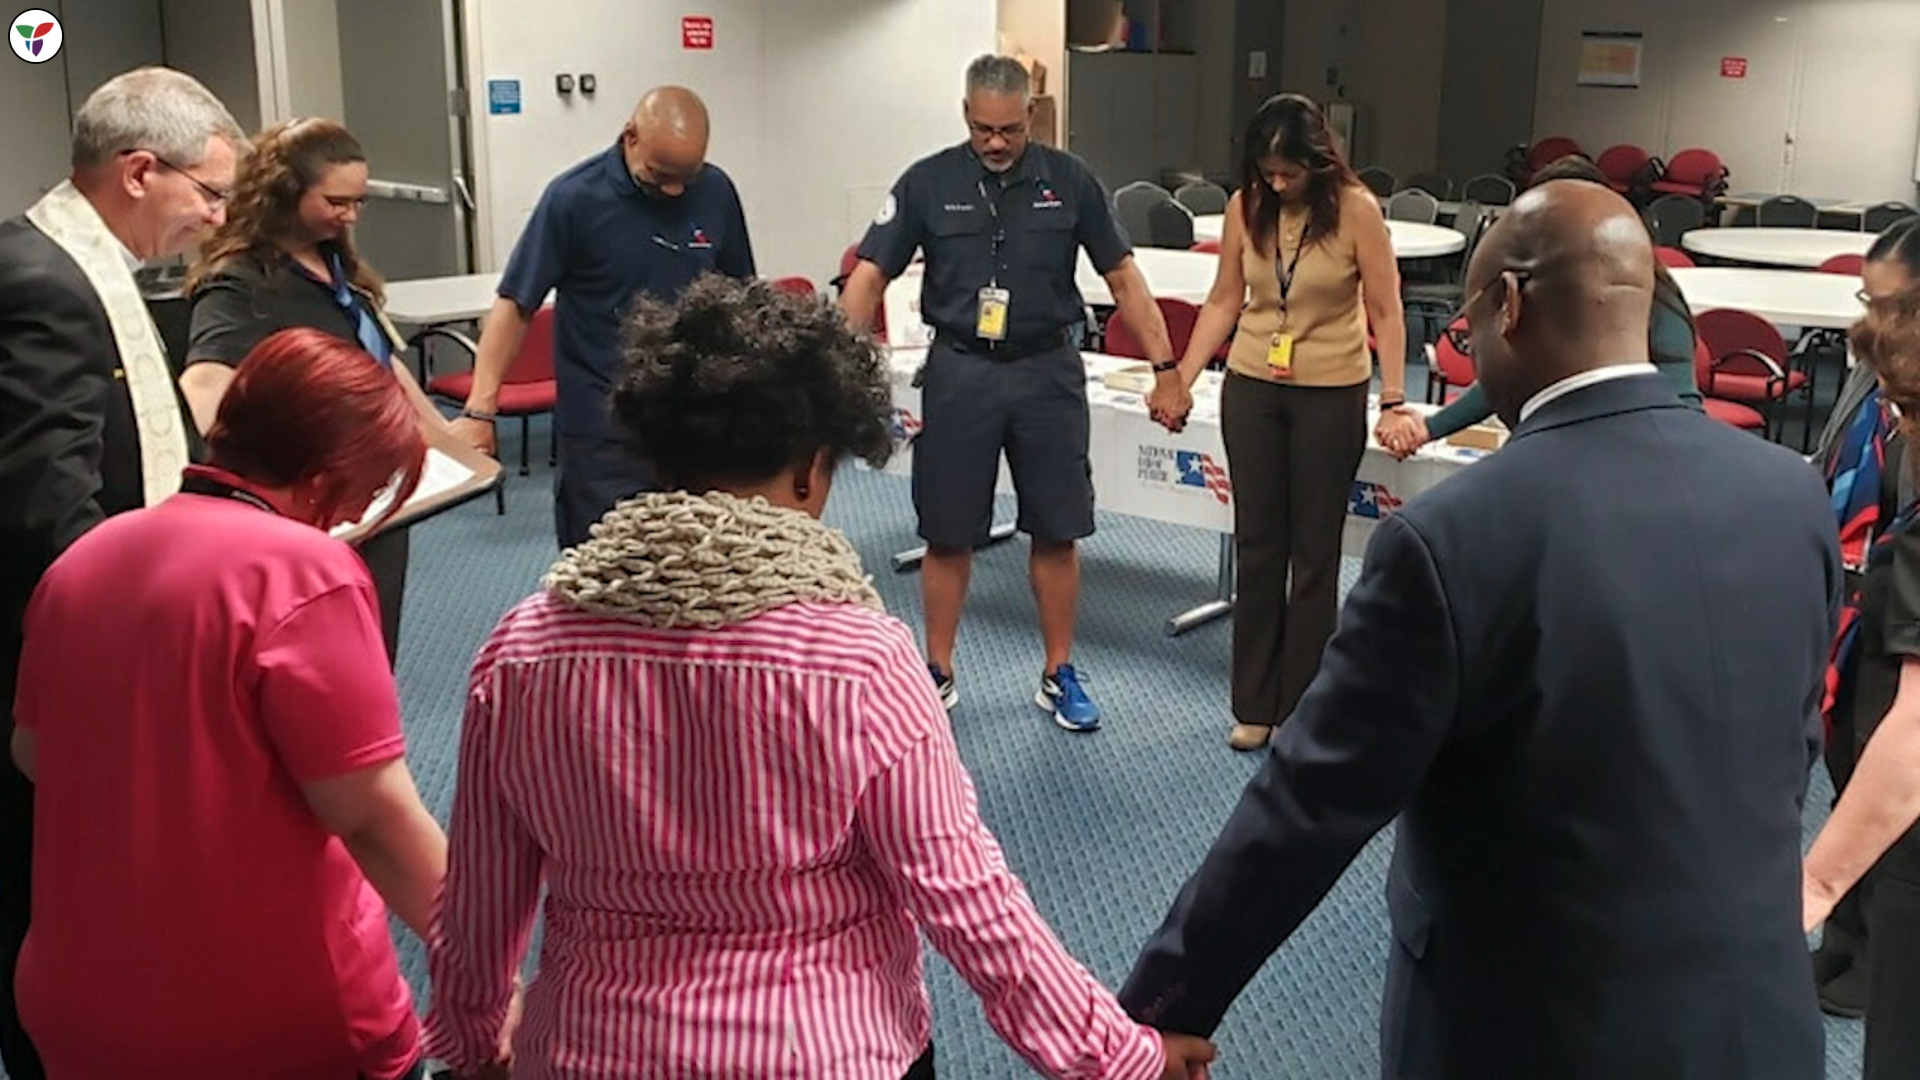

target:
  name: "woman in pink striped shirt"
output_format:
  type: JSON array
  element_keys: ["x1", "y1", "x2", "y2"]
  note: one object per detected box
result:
[{"x1": 424, "y1": 275, "x2": 1215, "y2": 1080}]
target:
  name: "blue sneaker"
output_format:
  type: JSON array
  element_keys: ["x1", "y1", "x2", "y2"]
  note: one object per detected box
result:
[
  {"x1": 929, "y1": 663, "x2": 958, "y2": 711},
  {"x1": 1036, "y1": 663, "x2": 1101, "y2": 732}
]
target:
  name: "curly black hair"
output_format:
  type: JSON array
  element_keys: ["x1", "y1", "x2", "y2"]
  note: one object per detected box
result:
[{"x1": 612, "y1": 273, "x2": 895, "y2": 488}]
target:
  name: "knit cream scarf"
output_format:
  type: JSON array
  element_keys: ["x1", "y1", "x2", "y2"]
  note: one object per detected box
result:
[{"x1": 543, "y1": 490, "x2": 884, "y2": 629}]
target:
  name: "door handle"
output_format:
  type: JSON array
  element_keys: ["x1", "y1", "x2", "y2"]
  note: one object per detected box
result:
[{"x1": 452, "y1": 173, "x2": 476, "y2": 212}]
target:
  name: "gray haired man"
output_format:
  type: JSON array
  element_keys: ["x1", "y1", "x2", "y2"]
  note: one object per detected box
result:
[
  {"x1": 840, "y1": 55, "x2": 1174, "y2": 732},
  {"x1": 0, "y1": 65, "x2": 244, "y2": 1080}
]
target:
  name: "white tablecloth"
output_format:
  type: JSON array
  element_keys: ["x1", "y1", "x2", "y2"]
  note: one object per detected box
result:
[
  {"x1": 1078, "y1": 248, "x2": 1215, "y2": 305},
  {"x1": 384, "y1": 273, "x2": 505, "y2": 325},
  {"x1": 880, "y1": 347, "x2": 1485, "y2": 557},
  {"x1": 1667, "y1": 267, "x2": 1864, "y2": 330},
  {"x1": 1679, "y1": 227, "x2": 1874, "y2": 269},
  {"x1": 1191, "y1": 216, "x2": 1467, "y2": 259}
]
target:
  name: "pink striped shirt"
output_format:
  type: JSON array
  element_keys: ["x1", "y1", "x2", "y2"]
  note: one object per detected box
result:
[{"x1": 423, "y1": 593, "x2": 1164, "y2": 1079}]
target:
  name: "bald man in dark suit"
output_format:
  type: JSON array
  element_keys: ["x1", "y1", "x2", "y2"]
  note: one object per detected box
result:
[{"x1": 1119, "y1": 180, "x2": 1837, "y2": 1079}]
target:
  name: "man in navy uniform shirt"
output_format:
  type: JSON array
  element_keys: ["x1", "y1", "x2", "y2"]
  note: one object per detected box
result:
[
  {"x1": 839, "y1": 55, "x2": 1177, "y2": 732},
  {"x1": 451, "y1": 85, "x2": 755, "y2": 548}
]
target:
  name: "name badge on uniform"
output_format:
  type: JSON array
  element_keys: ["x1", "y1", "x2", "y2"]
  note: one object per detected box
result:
[
  {"x1": 976, "y1": 286, "x2": 1010, "y2": 341},
  {"x1": 1267, "y1": 332, "x2": 1295, "y2": 378}
]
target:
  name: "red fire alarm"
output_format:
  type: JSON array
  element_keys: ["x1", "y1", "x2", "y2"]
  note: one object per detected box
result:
[
  {"x1": 1721, "y1": 56, "x2": 1748, "y2": 79},
  {"x1": 682, "y1": 15, "x2": 714, "y2": 50}
]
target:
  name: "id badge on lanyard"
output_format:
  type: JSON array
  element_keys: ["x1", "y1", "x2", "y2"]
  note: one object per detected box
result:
[
  {"x1": 1270, "y1": 222, "x2": 1307, "y2": 379},
  {"x1": 977, "y1": 178, "x2": 1012, "y2": 341}
]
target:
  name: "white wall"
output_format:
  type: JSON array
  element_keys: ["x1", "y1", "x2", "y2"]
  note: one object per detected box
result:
[
  {"x1": 1534, "y1": 0, "x2": 1920, "y2": 203},
  {"x1": 465, "y1": 0, "x2": 996, "y2": 283},
  {"x1": 997, "y1": 0, "x2": 1065, "y2": 111}
]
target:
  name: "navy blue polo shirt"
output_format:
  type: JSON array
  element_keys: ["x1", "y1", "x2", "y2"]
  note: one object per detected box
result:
[
  {"x1": 498, "y1": 142, "x2": 755, "y2": 441},
  {"x1": 856, "y1": 143, "x2": 1130, "y2": 345}
]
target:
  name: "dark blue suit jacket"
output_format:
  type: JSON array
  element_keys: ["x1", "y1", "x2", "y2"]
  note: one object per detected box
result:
[{"x1": 1119, "y1": 373, "x2": 1837, "y2": 1079}]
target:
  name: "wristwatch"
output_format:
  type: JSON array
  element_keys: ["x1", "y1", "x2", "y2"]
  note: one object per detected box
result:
[{"x1": 1150, "y1": 359, "x2": 1180, "y2": 374}]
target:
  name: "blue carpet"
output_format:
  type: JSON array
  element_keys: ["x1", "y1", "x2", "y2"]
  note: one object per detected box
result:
[{"x1": 367, "y1": 413, "x2": 1865, "y2": 1078}]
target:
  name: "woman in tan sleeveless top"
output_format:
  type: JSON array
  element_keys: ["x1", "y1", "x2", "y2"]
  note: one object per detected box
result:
[{"x1": 1147, "y1": 94, "x2": 1411, "y2": 751}]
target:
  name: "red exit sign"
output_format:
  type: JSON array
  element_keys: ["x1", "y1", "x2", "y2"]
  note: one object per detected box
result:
[
  {"x1": 682, "y1": 15, "x2": 714, "y2": 50},
  {"x1": 1721, "y1": 56, "x2": 1748, "y2": 78}
]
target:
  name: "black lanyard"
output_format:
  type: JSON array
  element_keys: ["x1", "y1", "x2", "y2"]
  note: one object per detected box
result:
[
  {"x1": 977, "y1": 177, "x2": 1014, "y2": 287},
  {"x1": 1275, "y1": 217, "x2": 1308, "y2": 314},
  {"x1": 180, "y1": 471, "x2": 279, "y2": 515}
]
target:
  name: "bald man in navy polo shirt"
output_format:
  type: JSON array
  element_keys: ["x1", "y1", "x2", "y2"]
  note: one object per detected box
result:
[{"x1": 451, "y1": 86, "x2": 756, "y2": 548}]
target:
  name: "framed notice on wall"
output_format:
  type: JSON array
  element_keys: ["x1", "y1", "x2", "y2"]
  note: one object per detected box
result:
[{"x1": 1577, "y1": 31, "x2": 1643, "y2": 88}]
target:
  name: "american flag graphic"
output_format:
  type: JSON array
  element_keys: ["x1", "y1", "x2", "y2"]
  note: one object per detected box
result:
[
  {"x1": 1348, "y1": 480, "x2": 1403, "y2": 519},
  {"x1": 1176, "y1": 450, "x2": 1233, "y2": 504},
  {"x1": 889, "y1": 407, "x2": 923, "y2": 447}
]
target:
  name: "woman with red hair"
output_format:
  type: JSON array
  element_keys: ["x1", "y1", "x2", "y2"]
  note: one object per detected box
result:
[{"x1": 9, "y1": 327, "x2": 449, "y2": 1080}]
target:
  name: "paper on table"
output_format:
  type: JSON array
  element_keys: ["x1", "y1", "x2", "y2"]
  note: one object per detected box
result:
[{"x1": 329, "y1": 448, "x2": 476, "y2": 540}]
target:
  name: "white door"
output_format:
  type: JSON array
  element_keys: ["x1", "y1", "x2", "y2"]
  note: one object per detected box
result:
[
  {"x1": 1663, "y1": 6, "x2": 1801, "y2": 195},
  {"x1": 1786, "y1": 2, "x2": 1920, "y2": 202}
]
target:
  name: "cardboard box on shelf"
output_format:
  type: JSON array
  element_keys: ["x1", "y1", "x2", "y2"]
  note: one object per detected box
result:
[
  {"x1": 1014, "y1": 53, "x2": 1048, "y2": 95},
  {"x1": 1031, "y1": 94, "x2": 1058, "y2": 146}
]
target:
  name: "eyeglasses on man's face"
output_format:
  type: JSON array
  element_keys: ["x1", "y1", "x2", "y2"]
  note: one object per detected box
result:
[
  {"x1": 1462, "y1": 268, "x2": 1535, "y2": 318},
  {"x1": 124, "y1": 148, "x2": 231, "y2": 207}
]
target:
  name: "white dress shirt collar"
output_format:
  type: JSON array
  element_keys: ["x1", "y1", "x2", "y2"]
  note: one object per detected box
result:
[{"x1": 1518, "y1": 363, "x2": 1660, "y2": 424}]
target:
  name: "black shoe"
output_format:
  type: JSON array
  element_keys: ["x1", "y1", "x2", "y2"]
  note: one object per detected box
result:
[
  {"x1": 927, "y1": 663, "x2": 958, "y2": 711},
  {"x1": 1818, "y1": 962, "x2": 1869, "y2": 1020}
]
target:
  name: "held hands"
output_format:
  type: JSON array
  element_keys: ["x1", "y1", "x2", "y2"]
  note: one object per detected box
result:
[
  {"x1": 1148, "y1": 371, "x2": 1194, "y2": 434},
  {"x1": 1159, "y1": 1032, "x2": 1218, "y2": 1079},
  {"x1": 1374, "y1": 407, "x2": 1428, "y2": 461}
]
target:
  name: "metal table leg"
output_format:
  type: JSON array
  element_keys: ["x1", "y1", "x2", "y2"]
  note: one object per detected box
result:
[
  {"x1": 1165, "y1": 533, "x2": 1235, "y2": 636},
  {"x1": 891, "y1": 520, "x2": 1019, "y2": 572}
]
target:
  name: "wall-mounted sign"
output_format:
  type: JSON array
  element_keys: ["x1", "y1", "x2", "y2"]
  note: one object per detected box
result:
[
  {"x1": 682, "y1": 15, "x2": 714, "y2": 50},
  {"x1": 1578, "y1": 30, "x2": 1643, "y2": 88},
  {"x1": 487, "y1": 79, "x2": 521, "y2": 115},
  {"x1": 1721, "y1": 56, "x2": 1748, "y2": 79}
]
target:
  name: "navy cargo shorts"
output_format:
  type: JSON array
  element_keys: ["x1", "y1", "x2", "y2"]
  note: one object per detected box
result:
[{"x1": 911, "y1": 335, "x2": 1094, "y2": 548}]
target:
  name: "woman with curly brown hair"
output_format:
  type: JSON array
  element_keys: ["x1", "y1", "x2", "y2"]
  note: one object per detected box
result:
[
  {"x1": 423, "y1": 274, "x2": 1216, "y2": 1080},
  {"x1": 180, "y1": 117, "x2": 432, "y2": 663}
]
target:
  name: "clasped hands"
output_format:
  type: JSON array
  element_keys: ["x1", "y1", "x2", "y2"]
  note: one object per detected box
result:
[
  {"x1": 1150, "y1": 369, "x2": 1430, "y2": 466},
  {"x1": 1159, "y1": 1031, "x2": 1218, "y2": 1078},
  {"x1": 1373, "y1": 406, "x2": 1428, "y2": 460},
  {"x1": 1147, "y1": 370, "x2": 1194, "y2": 434}
]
